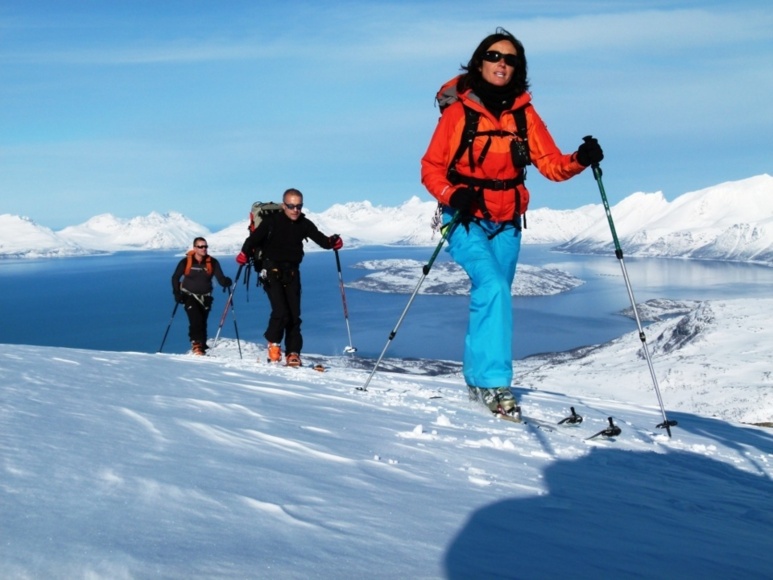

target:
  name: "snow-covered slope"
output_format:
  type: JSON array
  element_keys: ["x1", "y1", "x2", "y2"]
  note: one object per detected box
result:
[
  {"x1": 2, "y1": 295, "x2": 772, "y2": 578},
  {"x1": 518, "y1": 298, "x2": 773, "y2": 425}
]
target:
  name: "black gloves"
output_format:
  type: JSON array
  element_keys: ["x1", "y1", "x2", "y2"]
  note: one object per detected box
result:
[
  {"x1": 221, "y1": 277, "x2": 233, "y2": 288},
  {"x1": 576, "y1": 136, "x2": 604, "y2": 167},
  {"x1": 174, "y1": 290, "x2": 186, "y2": 304},
  {"x1": 449, "y1": 187, "x2": 478, "y2": 213}
]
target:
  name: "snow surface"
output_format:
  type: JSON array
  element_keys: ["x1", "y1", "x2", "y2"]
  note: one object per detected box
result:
[
  {"x1": 2, "y1": 296, "x2": 772, "y2": 578},
  {"x1": 3, "y1": 175, "x2": 772, "y2": 266}
]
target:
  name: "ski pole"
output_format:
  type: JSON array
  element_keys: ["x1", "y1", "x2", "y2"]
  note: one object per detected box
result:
[
  {"x1": 334, "y1": 248, "x2": 357, "y2": 354},
  {"x1": 213, "y1": 264, "x2": 244, "y2": 346},
  {"x1": 157, "y1": 301, "x2": 180, "y2": 353},
  {"x1": 227, "y1": 285, "x2": 243, "y2": 359},
  {"x1": 359, "y1": 213, "x2": 460, "y2": 391},
  {"x1": 586, "y1": 138, "x2": 677, "y2": 437}
]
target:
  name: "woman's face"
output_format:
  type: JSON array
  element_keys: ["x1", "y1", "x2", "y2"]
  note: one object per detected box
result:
[{"x1": 479, "y1": 40, "x2": 517, "y2": 86}]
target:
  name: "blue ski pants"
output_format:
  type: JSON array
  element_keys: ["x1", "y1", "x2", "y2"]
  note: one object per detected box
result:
[{"x1": 444, "y1": 213, "x2": 521, "y2": 388}]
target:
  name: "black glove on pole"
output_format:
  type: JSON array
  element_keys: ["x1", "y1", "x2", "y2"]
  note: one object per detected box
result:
[{"x1": 576, "y1": 136, "x2": 604, "y2": 167}]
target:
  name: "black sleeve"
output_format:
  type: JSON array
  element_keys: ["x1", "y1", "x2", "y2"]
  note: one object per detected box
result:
[
  {"x1": 241, "y1": 218, "x2": 271, "y2": 255},
  {"x1": 304, "y1": 218, "x2": 333, "y2": 249},
  {"x1": 210, "y1": 258, "x2": 230, "y2": 287},
  {"x1": 171, "y1": 258, "x2": 186, "y2": 293}
]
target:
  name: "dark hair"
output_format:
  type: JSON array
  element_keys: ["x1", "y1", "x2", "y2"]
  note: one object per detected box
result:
[
  {"x1": 283, "y1": 188, "x2": 303, "y2": 202},
  {"x1": 193, "y1": 236, "x2": 207, "y2": 246},
  {"x1": 458, "y1": 27, "x2": 529, "y2": 95}
]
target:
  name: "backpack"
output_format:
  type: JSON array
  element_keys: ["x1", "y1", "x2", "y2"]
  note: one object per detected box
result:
[
  {"x1": 183, "y1": 250, "x2": 213, "y2": 276},
  {"x1": 249, "y1": 201, "x2": 283, "y2": 233},
  {"x1": 434, "y1": 76, "x2": 530, "y2": 227},
  {"x1": 246, "y1": 201, "x2": 283, "y2": 278}
]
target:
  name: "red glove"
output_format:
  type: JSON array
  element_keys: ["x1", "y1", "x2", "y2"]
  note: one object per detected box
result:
[
  {"x1": 236, "y1": 252, "x2": 248, "y2": 265},
  {"x1": 330, "y1": 235, "x2": 343, "y2": 251}
]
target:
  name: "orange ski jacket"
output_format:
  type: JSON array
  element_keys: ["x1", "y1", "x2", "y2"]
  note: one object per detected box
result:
[{"x1": 421, "y1": 82, "x2": 586, "y2": 223}]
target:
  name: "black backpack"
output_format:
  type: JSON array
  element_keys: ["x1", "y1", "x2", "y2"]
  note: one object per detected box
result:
[{"x1": 246, "y1": 201, "x2": 283, "y2": 280}]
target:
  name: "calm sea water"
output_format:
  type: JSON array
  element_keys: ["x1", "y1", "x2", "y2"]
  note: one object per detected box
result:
[{"x1": 1, "y1": 245, "x2": 771, "y2": 361}]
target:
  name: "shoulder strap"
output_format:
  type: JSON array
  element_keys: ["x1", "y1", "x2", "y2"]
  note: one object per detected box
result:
[
  {"x1": 184, "y1": 252, "x2": 213, "y2": 276},
  {"x1": 448, "y1": 105, "x2": 530, "y2": 177},
  {"x1": 448, "y1": 105, "x2": 480, "y2": 174},
  {"x1": 513, "y1": 105, "x2": 528, "y2": 140},
  {"x1": 184, "y1": 251, "x2": 194, "y2": 276}
]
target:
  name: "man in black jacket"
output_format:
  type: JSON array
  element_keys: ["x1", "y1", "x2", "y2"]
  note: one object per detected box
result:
[
  {"x1": 236, "y1": 188, "x2": 343, "y2": 366},
  {"x1": 171, "y1": 237, "x2": 232, "y2": 355}
]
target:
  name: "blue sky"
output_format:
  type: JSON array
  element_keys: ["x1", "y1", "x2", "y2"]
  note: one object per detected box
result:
[{"x1": 2, "y1": 1, "x2": 771, "y2": 229}]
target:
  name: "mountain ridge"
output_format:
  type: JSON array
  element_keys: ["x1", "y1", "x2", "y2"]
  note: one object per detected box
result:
[{"x1": 2, "y1": 174, "x2": 771, "y2": 266}]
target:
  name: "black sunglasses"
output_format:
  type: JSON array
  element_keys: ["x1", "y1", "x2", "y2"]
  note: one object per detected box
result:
[
  {"x1": 482, "y1": 50, "x2": 518, "y2": 67},
  {"x1": 195, "y1": 245, "x2": 208, "y2": 249},
  {"x1": 284, "y1": 203, "x2": 303, "y2": 210}
]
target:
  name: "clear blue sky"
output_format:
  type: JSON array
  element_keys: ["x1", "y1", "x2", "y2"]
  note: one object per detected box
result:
[{"x1": 2, "y1": 1, "x2": 771, "y2": 229}]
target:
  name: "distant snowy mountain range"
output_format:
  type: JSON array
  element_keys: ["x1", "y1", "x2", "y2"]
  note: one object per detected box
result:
[{"x1": 1, "y1": 175, "x2": 771, "y2": 266}]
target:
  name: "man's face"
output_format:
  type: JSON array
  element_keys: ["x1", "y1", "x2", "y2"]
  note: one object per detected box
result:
[{"x1": 283, "y1": 194, "x2": 303, "y2": 221}]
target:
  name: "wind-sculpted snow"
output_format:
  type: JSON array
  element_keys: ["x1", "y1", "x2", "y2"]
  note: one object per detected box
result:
[
  {"x1": 347, "y1": 259, "x2": 584, "y2": 296},
  {"x1": 2, "y1": 295, "x2": 773, "y2": 578}
]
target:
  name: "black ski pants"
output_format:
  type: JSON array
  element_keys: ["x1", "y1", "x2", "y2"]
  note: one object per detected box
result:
[
  {"x1": 184, "y1": 294, "x2": 213, "y2": 345},
  {"x1": 263, "y1": 267, "x2": 303, "y2": 354}
]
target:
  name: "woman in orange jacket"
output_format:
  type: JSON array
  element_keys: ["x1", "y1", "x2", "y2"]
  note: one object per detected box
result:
[{"x1": 421, "y1": 27, "x2": 603, "y2": 418}]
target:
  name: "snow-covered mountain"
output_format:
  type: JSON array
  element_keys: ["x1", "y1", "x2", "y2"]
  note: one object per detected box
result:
[
  {"x1": 2, "y1": 296, "x2": 772, "y2": 577},
  {"x1": 2, "y1": 175, "x2": 772, "y2": 266},
  {"x1": 557, "y1": 174, "x2": 773, "y2": 264},
  {"x1": 0, "y1": 214, "x2": 92, "y2": 258},
  {"x1": 0, "y1": 211, "x2": 210, "y2": 258},
  {"x1": 57, "y1": 211, "x2": 210, "y2": 251}
]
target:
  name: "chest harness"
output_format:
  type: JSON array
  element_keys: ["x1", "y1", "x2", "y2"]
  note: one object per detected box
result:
[{"x1": 446, "y1": 104, "x2": 532, "y2": 236}]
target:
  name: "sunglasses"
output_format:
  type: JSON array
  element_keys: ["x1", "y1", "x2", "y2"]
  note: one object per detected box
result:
[
  {"x1": 482, "y1": 50, "x2": 518, "y2": 67},
  {"x1": 195, "y1": 245, "x2": 208, "y2": 249},
  {"x1": 284, "y1": 203, "x2": 303, "y2": 210}
]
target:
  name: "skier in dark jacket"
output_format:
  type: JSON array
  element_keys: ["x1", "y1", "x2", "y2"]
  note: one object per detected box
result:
[
  {"x1": 236, "y1": 188, "x2": 343, "y2": 366},
  {"x1": 171, "y1": 237, "x2": 232, "y2": 355}
]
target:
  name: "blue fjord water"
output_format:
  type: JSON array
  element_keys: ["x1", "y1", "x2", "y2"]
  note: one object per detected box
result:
[{"x1": 1, "y1": 245, "x2": 771, "y2": 362}]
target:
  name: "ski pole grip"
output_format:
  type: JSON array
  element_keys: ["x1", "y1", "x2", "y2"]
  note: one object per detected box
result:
[{"x1": 582, "y1": 135, "x2": 602, "y2": 172}]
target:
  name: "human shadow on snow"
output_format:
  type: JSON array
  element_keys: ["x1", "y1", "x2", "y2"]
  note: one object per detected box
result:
[{"x1": 444, "y1": 422, "x2": 773, "y2": 579}]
